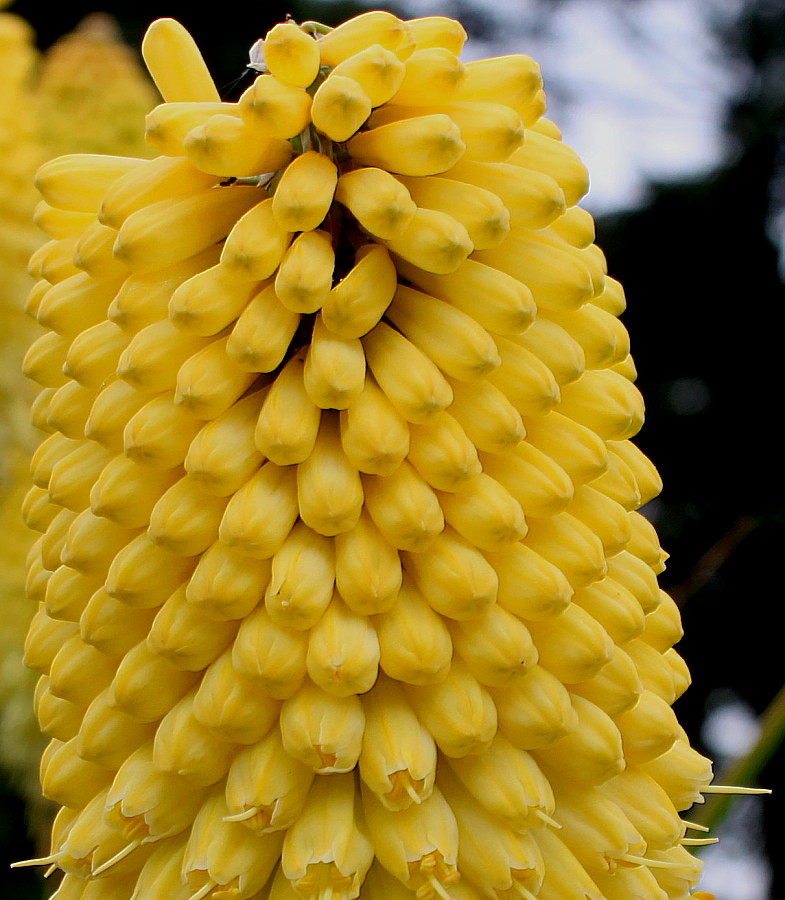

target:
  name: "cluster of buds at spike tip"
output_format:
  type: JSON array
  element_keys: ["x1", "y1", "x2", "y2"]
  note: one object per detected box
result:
[{"x1": 19, "y1": 10, "x2": 762, "y2": 900}]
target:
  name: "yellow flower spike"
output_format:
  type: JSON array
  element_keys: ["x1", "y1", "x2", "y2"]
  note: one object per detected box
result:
[
  {"x1": 147, "y1": 585, "x2": 239, "y2": 672},
  {"x1": 406, "y1": 16, "x2": 467, "y2": 54},
  {"x1": 491, "y1": 664, "x2": 578, "y2": 750},
  {"x1": 296, "y1": 413, "x2": 364, "y2": 536},
  {"x1": 347, "y1": 114, "x2": 465, "y2": 176},
  {"x1": 338, "y1": 373, "x2": 410, "y2": 476},
  {"x1": 232, "y1": 604, "x2": 308, "y2": 700},
  {"x1": 641, "y1": 592, "x2": 684, "y2": 652},
  {"x1": 28, "y1": 236, "x2": 80, "y2": 284},
  {"x1": 282, "y1": 773, "x2": 374, "y2": 900},
  {"x1": 397, "y1": 175, "x2": 510, "y2": 250},
  {"x1": 438, "y1": 766, "x2": 545, "y2": 899},
  {"x1": 152, "y1": 689, "x2": 239, "y2": 787},
  {"x1": 566, "y1": 483, "x2": 631, "y2": 556},
  {"x1": 89, "y1": 455, "x2": 180, "y2": 529},
  {"x1": 45, "y1": 381, "x2": 95, "y2": 440},
  {"x1": 45, "y1": 565, "x2": 99, "y2": 623},
  {"x1": 305, "y1": 595, "x2": 380, "y2": 696},
  {"x1": 272, "y1": 151, "x2": 339, "y2": 234},
  {"x1": 48, "y1": 633, "x2": 117, "y2": 707},
  {"x1": 104, "y1": 533, "x2": 196, "y2": 610},
  {"x1": 533, "y1": 694, "x2": 625, "y2": 786},
  {"x1": 108, "y1": 640, "x2": 199, "y2": 723},
  {"x1": 359, "y1": 676, "x2": 437, "y2": 810},
  {"x1": 58, "y1": 320, "x2": 129, "y2": 386},
  {"x1": 362, "y1": 322, "x2": 453, "y2": 424},
  {"x1": 225, "y1": 284, "x2": 299, "y2": 374},
  {"x1": 361, "y1": 782, "x2": 459, "y2": 898},
  {"x1": 191, "y1": 649, "x2": 281, "y2": 744},
  {"x1": 487, "y1": 334, "x2": 562, "y2": 417},
  {"x1": 330, "y1": 43, "x2": 406, "y2": 107},
  {"x1": 62, "y1": 511, "x2": 142, "y2": 578},
  {"x1": 524, "y1": 511, "x2": 608, "y2": 590},
  {"x1": 334, "y1": 168, "x2": 417, "y2": 241},
  {"x1": 35, "y1": 154, "x2": 145, "y2": 213},
  {"x1": 333, "y1": 511, "x2": 402, "y2": 616},
  {"x1": 525, "y1": 604, "x2": 614, "y2": 685},
  {"x1": 406, "y1": 411, "x2": 481, "y2": 492},
  {"x1": 523, "y1": 411, "x2": 609, "y2": 488},
  {"x1": 568, "y1": 649, "x2": 642, "y2": 718},
  {"x1": 610, "y1": 438, "x2": 664, "y2": 504},
  {"x1": 531, "y1": 829, "x2": 605, "y2": 900},
  {"x1": 279, "y1": 679, "x2": 365, "y2": 773},
  {"x1": 238, "y1": 74, "x2": 313, "y2": 140},
  {"x1": 361, "y1": 460, "x2": 443, "y2": 553},
  {"x1": 548, "y1": 780, "x2": 648, "y2": 875},
  {"x1": 314, "y1": 11, "x2": 412, "y2": 67},
  {"x1": 174, "y1": 337, "x2": 257, "y2": 421},
  {"x1": 168, "y1": 265, "x2": 262, "y2": 337},
  {"x1": 35, "y1": 678, "x2": 78, "y2": 743},
  {"x1": 253, "y1": 354, "x2": 321, "y2": 464},
  {"x1": 549, "y1": 203, "x2": 596, "y2": 248},
  {"x1": 606, "y1": 551, "x2": 662, "y2": 614},
  {"x1": 449, "y1": 604, "x2": 538, "y2": 688},
  {"x1": 142, "y1": 17, "x2": 220, "y2": 102},
  {"x1": 303, "y1": 316, "x2": 366, "y2": 411},
  {"x1": 264, "y1": 522, "x2": 335, "y2": 631},
  {"x1": 403, "y1": 658, "x2": 497, "y2": 758},
  {"x1": 23, "y1": 608, "x2": 77, "y2": 675},
  {"x1": 40, "y1": 737, "x2": 114, "y2": 809},
  {"x1": 387, "y1": 47, "x2": 466, "y2": 106},
  {"x1": 322, "y1": 243, "x2": 398, "y2": 339},
  {"x1": 614, "y1": 689, "x2": 682, "y2": 766},
  {"x1": 456, "y1": 54, "x2": 543, "y2": 109},
  {"x1": 122, "y1": 393, "x2": 202, "y2": 469},
  {"x1": 311, "y1": 74, "x2": 372, "y2": 142},
  {"x1": 508, "y1": 130, "x2": 590, "y2": 207},
  {"x1": 34, "y1": 202, "x2": 94, "y2": 239},
  {"x1": 260, "y1": 22, "x2": 321, "y2": 88},
  {"x1": 147, "y1": 474, "x2": 229, "y2": 557},
  {"x1": 144, "y1": 101, "x2": 240, "y2": 156},
  {"x1": 274, "y1": 229, "x2": 335, "y2": 315},
  {"x1": 72, "y1": 221, "x2": 130, "y2": 280},
  {"x1": 46, "y1": 441, "x2": 113, "y2": 510},
  {"x1": 104, "y1": 742, "x2": 208, "y2": 843},
  {"x1": 489, "y1": 541, "x2": 573, "y2": 622},
  {"x1": 113, "y1": 186, "x2": 260, "y2": 274},
  {"x1": 542, "y1": 303, "x2": 631, "y2": 371},
  {"x1": 601, "y1": 770, "x2": 685, "y2": 852},
  {"x1": 445, "y1": 731, "x2": 555, "y2": 830},
  {"x1": 571, "y1": 578, "x2": 646, "y2": 645},
  {"x1": 218, "y1": 461, "x2": 300, "y2": 560},
  {"x1": 184, "y1": 390, "x2": 268, "y2": 497},
  {"x1": 98, "y1": 155, "x2": 220, "y2": 228},
  {"x1": 185, "y1": 542, "x2": 271, "y2": 623},
  {"x1": 184, "y1": 114, "x2": 293, "y2": 178},
  {"x1": 513, "y1": 318, "x2": 586, "y2": 387},
  {"x1": 182, "y1": 793, "x2": 285, "y2": 899},
  {"x1": 36, "y1": 270, "x2": 124, "y2": 337},
  {"x1": 80, "y1": 587, "x2": 157, "y2": 657},
  {"x1": 225, "y1": 726, "x2": 315, "y2": 834},
  {"x1": 387, "y1": 285, "x2": 500, "y2": 380},
  {"x1": 384, "y1": 207, "x2": 473, "y2": 274},
  {"x1": 220, "y1": 197, "x2": 294, "y2": 283},
  {"x1": 436, "y1": 475, "x2": 526, "y2": 553}
]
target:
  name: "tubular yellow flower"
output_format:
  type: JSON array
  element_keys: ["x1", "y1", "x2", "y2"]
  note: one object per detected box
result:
[{"x1": 18, "y1": 11, "x2": 751, "y2": 900}]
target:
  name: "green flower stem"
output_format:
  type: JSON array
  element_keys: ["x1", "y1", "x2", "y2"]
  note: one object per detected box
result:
[{"x1": 690, "y1": 683, "x2": 785, "y2": 835}]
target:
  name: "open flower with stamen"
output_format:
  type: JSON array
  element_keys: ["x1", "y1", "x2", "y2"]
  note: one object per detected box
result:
[{"x1": 19, "y1": 10, "x2": 764, "y2": 900}]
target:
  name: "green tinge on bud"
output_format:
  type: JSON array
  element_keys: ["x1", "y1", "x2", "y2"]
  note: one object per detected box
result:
[
  {"x1": 385, "y1": 207, "x2": 473, "y2": 274},
  {"x1": 315, "y1": 11, "x2": 412, "y2": 67},
  {"x1": 226, "y1": 282, "x2": 300, "y2": 374},
  {"x1": 261, "y1": 22, "x2": 321, "y2": 88},
  {"x1": 35, "y1": 154, "x2": 145, "y2": 213},
  {"x1": 64, "y1": 320, "x2": 129, "y2": 388},
  {"x1": 147, "y1": 474, "x2": 229, "y2": 557},
  {"x1": 407, "y1": 411, "x2": 481, "y2": 492},
  {"x1": 275, "y1": 230, "x2": 335, "y2": 314},
  {"x1": 515, "y1": 317, "x2": 586, "y2": 386},
  {"x1": 105, "y1": 533, "x2": 196, "y2": 609},
  {"x1": 407, "y1": 16, "x2": 468, "y2": 54},
  {"x1": 220, "y1": 197, "x2": 294, "y2": 282},
  {"x1": 254, "y1": 355, "x2": 322, "y2": 465},
  {"x1": 389, "y1": 47, "x2": 466, "y2": 105},
  {"x1": 334, "y1": 168, "x2": 416, "y2": 241},
  {"x1": 80, "y1": 590, "x2": 155, "y2": 658},
  {"x1": 331, "y1": 43, "x2": 406, "y2": 107},
  {"x1": 339, "y1": 373, "x2": 410, "y2": 476},
  {"x1": 185, "y1": 542, "x2": 272, "y2": 622},
  {"x1": 272, "y1": 151, "x2": 338, "y2": 234},
  {"x1": 509, "y1": 129, "x2": 590, "y2": 206},
  {"x1": 322, "y1": 244, "x2": 398, "y2": 339},
  {"x1": 304, "y1": 317, "x2": 366, "y2": 410},
  {"x1": 174, "y1": 337, "x2": 257, "y2": 420},
  {"x1": 311, "y1": 74, "x2": 372, "y2": 142},
  {"x1": 183, "y1": 113, "x2": 293, "y2": 177},
  {"x1": 123, "y1": 392, "x2": 202, "y2": 469},
  {"x1": 238, "y1": 74, "x2": 312, "y2": 140},
  {"x1": 347, "y1": 113, "x2": 465, "y2": 176},
  {"x1": 168, "y1": 264, "x2": 262, "y2": 337}
]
